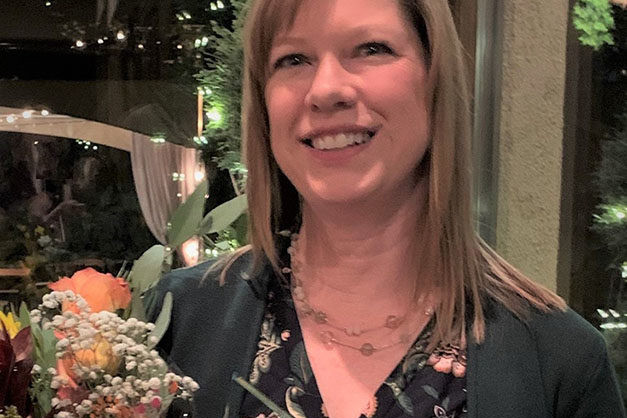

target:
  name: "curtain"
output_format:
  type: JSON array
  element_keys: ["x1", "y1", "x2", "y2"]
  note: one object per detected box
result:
[{"x1": 130, "y1": 133, "x2": 203, "y2": 244}]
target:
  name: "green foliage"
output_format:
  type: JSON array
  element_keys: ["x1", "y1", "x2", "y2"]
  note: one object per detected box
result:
[
  {"x1": 593, "y1": 112, "x2": 627, "y2": 269},
  {"x1": 166, "y1": 180, "x2": 209, "y2": 249},
  {"x1": 573, "y1": 0, "x2": 616, "y2": 50},
  {"x1": 0, "y1": 406, "x2": 21, "y2": 418},
  {"x1": 196, "y1": 0, "x2": 250, "y2": 186}
]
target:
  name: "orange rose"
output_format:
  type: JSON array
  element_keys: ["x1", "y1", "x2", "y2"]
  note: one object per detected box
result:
[{"x1": 48, "y1": 268, "x2": 131, "y2": 313}]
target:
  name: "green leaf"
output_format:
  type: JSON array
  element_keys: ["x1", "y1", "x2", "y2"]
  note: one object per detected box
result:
[
  {"x1": 128, "y1": 245, "x2": 167, "y2": 293},
  {"x1": 167, "y1": 180, "x2": 208, "y2": 248},
  {"x1": 18, "y1": 302, "x2": 30, "y2": 328},
  {"x1": 199, "y1": 194, "x2": 248, "y2": 235},
  {"x1": 147, "y1": 291, "x2": 173, "y2": 350}
]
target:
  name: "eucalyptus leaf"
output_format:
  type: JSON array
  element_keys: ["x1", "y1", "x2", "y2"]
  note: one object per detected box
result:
[
  {"x1": 167, "y1": 180, "x2": 208, "y2": 248},
  {"x1": 147, "y1": 291, "x2": 173, "y2": 350},
  {"x1": 128, "y1": 245, "x2": 166, "y2": 294},
  {"x1": 128, "y1": 293, "x2": 147, "y2": 322},
  {"x1": 199, "y1": 194, "x2": 247, "y2": 235}
]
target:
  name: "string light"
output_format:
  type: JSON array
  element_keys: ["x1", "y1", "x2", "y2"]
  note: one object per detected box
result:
[
  {"x1": 217, "y1": 0, "x2": 225, "y2": 8},
  {"x1": 182, "y1": 11, "x2": 192, "y2": 19},
  {"x1": 41, "y1": 109, "x2": 49, "y2": 116},
  {"x1": 206, "y1": 108, "x2": 222, "y2": 122},
  {"x1": 75, "y1": 40, "x2": 85, "y2": 48},
  {"x1": 176, "y1": 44, "x2": 183, "y2": 50},
  {"x1": 22, "y1": 110, "x2": 33, "y2": 119},
  {"x1": 201, "y1": 36, "x2": 209, "y2": 46},
  {"x1": 116, "y1": 31, "x2": 126, "y2": 41},
  {"x1": 150, "y1": 136, "x2": 166, "y2": 144},
  {"x1": 138, "y1": 43, "x2": 144, "y2": 50},
  {"x1": 6, "y1": 115, "x2": 16, "y2": 124},
  {"x1": 97, "y1": 38, "x2": 104, "y2": 44},
  {"x1": 210, "y1": 3, "x2": 217, "y2": 11},
  {"x1": 45, "y1": 1, "x2": 51, "y2": 6}
]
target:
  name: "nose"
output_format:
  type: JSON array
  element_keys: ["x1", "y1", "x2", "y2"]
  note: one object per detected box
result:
[{"x1": 304, "y1": 54, "x2": 357, "y2": 113}]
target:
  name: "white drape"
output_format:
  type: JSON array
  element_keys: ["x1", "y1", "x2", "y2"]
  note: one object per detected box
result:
[{"x1": 130, "y1": 133, "x2": 203, "y2": 244}]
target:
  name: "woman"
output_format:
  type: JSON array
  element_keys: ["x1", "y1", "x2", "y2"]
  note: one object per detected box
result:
[{"x1": 147, "y1": 0, "x2": 625, "y2": 417}]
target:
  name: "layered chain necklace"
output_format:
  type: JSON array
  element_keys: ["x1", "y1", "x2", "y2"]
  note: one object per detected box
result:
[{"x1": 283, "y1": 231, "x2": 435, "y2": 357}]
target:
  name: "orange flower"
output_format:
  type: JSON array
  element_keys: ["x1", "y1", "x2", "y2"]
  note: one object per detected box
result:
[{"x1": 49, "y1": 268, "x2": 131, "y2": 313}]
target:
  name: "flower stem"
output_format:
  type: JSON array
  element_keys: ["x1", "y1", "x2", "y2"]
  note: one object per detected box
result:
[{"x1": 231, "y1": 373, "x2": 293, "y2": 418}]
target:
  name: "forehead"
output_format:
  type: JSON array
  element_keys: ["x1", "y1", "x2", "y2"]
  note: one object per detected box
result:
[{"x1": 269, "y1": 0, "x2": 412, "y2": 45}]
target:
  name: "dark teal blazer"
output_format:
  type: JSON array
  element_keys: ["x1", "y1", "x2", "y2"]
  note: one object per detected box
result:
[{"x1": 145, "y1": 254, "x2": 625, "y2": 418}]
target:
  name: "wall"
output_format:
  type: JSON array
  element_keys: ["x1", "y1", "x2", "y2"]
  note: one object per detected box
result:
[{"x1": 494, "y1": 0, "x2": 572, "y2": 295}]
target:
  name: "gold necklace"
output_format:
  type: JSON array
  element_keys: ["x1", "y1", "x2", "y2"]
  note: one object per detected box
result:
[{"x1": 284, "y1": 232, "x2": 435, "y2": 356}]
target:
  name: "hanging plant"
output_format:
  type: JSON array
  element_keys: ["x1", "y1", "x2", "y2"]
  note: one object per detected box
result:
[{"x1": 572, "y1": 0, "x2": 621, "y2": 50}]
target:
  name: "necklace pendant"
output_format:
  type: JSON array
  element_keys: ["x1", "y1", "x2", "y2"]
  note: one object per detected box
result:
[
  {"x1": 359, "y1": 343, "x2": 376, "y2": 356},
  {"x1": 314, "y1": 311, "x2": 328, "y2": 324},
  {"x1": 319, "y1": 331, "x2": 335, "y2": 349},
  {"x1": 344, "y1": 326, "x2": 363, "y2": 337},
  {"x1": 292, "y1": 285, "x2": 305, "y2": 301},
  {"x1": 385, "y1": 315, "x2": 402, "y2": 329}
]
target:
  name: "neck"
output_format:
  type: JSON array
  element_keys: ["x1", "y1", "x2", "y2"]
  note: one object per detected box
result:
[{"x1": 296, "y1": 181, "x2": 430, "y2": 306}]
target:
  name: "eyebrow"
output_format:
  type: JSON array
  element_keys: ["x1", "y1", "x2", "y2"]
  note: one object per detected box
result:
[{"x1": 272, "y1": 24, "x2": 411, "y2": 47}]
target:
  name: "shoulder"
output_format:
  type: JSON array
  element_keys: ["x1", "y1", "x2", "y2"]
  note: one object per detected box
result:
[
  {"x1": 144, "y1": 249, "x2": 261, "y2": 320},
  {"x1": 482, "y1": 302, "x2": 625, "y2": 417}
]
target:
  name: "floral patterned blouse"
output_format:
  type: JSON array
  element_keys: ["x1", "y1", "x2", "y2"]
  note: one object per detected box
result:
[{"x1": 240, "y1": 275, "x2": 468, "y2": 418}]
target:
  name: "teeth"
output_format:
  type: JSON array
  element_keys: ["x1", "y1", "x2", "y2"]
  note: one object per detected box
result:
[{"x1": 310, "y1": 132, "x2": 373, "y2": 150}]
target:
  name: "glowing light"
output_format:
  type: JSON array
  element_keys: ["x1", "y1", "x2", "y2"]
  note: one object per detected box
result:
[
  {"x1": 597, "y1": 309, "x2": 609, "y2": 319},
  {"x1": 93, "y1": 145, "x2": 98, "y2": 150},
  {"x1": 210, "y1": 3, "x2": 217, "y2": 11},
  {"x1": 75, "y1": 40, "x2": 85, "y2": 48},
  {"x1": 150, "y1": 136, "x2": 166, "y2": 144},
  {"x1": 609, "y1": 309, "x2": 621, "y2": 318},
  {"x1": 41, "y1": 109, "x2": 49, "y2": 116},
  {"x1": 183, "y1": 11, "x2": 192, "y2": 19},
  {"x1": 176, "y1": 14, "x2": 184, "y2": 21},
  {"x1": 34, "y1": 141, "x2": 39, "y2": 145},
  {"x1": 195, "y1": 39, "x2": 201, "y2": 48},
  {"x1": 181, "y1": 238, "x2": 200, "y2": 266},
  {"x1": 195, "y1": 171, "x2": 205, "y2": 182},
  {"x1": 600, "y1": 322, "x2": 627, "y2": 329},
  {"x1": 6, "y1": 115, "x2": 16, "y2": 123},
  {"x1": 138, "y1": 43, "x2": 144, "y2": 50},
  {"x1": 204, "y1": 194, "x2": 209, "y2": 199},
  {"x1": 177, "y1": 44, "x2": 183, "y2": 50},
  {"x1": 22, "y1": 110, "x2": 33, "y2": 119},
  {"x1": 45, "y1": 1, "x2": 51, "y2": 6},
  {"x1": 206, "y1": 108, "x2": 222, "y2": 122},
  {"x1": 177, "y1": 193, "x2": 183, "y2": 198},
  {"x1": 217, "y1": 0, "x2": 225, "y2": 8},
  {"x1": 97, "y1": 38, "x2": 104, "y2": 44},
  {"x1": 201, "y1": 36, "x2": 209, "y2": 46},
  {"x1": 622, "y1": 263, "x2": 627, "y2": 278},
  {"x1": 116, "y1": 31, "x2": 126, "y2": 41}
]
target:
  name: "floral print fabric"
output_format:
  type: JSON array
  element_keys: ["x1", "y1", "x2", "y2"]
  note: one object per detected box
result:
[{"x1": 240, "y1": 277, "x2": 467, "y2": 418}]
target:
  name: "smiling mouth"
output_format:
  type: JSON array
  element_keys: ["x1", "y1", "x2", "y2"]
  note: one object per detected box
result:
[{"x1": 301, "y1": 130, "x2": 377, "y2": 151}]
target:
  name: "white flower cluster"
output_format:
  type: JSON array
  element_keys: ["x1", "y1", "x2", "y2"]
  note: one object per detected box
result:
[{"x1": 30, "y1": 290, "x2": 199, "y2": 418}]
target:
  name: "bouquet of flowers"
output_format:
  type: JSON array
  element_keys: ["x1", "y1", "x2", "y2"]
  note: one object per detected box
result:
[{"x1": 0, "y1": 268, "x2": 198, "y2": 418}]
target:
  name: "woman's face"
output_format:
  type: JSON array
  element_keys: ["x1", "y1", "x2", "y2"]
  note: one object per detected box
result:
[{"x1": 265, "y1": 0, "x2": 430, "y2": 205}]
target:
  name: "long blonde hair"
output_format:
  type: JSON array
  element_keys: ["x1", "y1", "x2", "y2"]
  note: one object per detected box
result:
[{"x1": 238, "y1": 0, "x2": 566, "y2": 345}]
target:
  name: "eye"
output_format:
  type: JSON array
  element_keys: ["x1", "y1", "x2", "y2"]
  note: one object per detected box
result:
[
  {"x1": 357, "y1": 41, "x2": 395, "y2": 57},
  {"x1": 273, "y1": 54, "x2": 308, "y2": 69}
]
